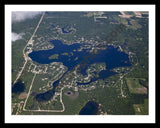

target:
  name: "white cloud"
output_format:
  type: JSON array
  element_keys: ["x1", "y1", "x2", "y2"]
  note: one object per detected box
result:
[
  {"x1": 12, "y1": 11, "x2": 42, "y2": 23},
  {"x1": 12, "y1": 32, "x2": 24, "y2": 42}
]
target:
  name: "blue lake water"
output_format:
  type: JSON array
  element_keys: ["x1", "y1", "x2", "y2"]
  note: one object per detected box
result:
[
  {"x1": 62, "y1": 27, "x2": 72, "y2": 33},
  {"x1": 76, "y1": 70, "x2": 116, "y2": 85},
  {"x1": 12, "y1": 80, "x2": 25, "y2": 94},
  {"x1": 35, "y1": 89, "x2": 55, "y2": 102},
  {"x1": 29, "y1": 39, "x2": 131, "y2": 101},
  {"x1": 79, "y1": 101, "x2": 99, "y2": 115},
  {"x1": 29, "y1": 39, "x2": 131, "y2": 75}
]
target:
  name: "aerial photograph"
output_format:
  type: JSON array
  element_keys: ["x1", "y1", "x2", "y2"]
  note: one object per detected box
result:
[{"x1": 11, "y1": 10, "x2": 149, "y2": 115}]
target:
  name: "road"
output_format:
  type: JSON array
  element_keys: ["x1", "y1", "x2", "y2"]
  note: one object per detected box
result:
[
  {"x1": 113, "y1": 51, "x2": 139, "y2": 98},
  {"x1": 59, "y1": 87, "x2": 65, "y2": 112},
  {"x1": 23, "y1": 72, "x2": 37, "y2": 111},
  {"x1": 23, "y1": 86, "x2": 65, "y2": 112},
  {"x1": 16, "y1": 12, "x2": 66, "y2": 113},
  {"x1": 13, "y1": 12, "x2": 45, "y2": 85},
  {"x1": 120, "y1": 75, "x2": 126, "y2": 98}
]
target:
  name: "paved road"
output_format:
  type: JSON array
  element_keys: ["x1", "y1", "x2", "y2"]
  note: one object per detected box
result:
[
  {"x1": 23, "y1": 72, "x2": 37, "y2": 111},
  {"x1": 19, "y1": 12, "x2": 66, "y2": 113},
  {"x1": 23, "y1": 86, "x2": 65, "y2": 113},
  {"x1": 13, "y1": 12, "x2": 45, "y2": 85}
]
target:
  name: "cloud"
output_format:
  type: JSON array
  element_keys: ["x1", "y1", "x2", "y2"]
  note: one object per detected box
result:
[
  {"x1": 12, "y1": 11, "x2": 42, "y2": 23},
  {"x1": 12, "y1": 32, "x2": 24, "y2": 42},
  {"x1": 12, "y1": 12, "x2": 42, "y2": 42}
]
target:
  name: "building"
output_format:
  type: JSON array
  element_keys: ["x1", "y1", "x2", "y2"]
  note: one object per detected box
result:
[{"x1": 74, "y1": 86, "x2": 78, "y2": 92}]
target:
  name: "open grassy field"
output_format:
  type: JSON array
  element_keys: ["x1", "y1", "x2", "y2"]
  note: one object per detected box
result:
[
  {"x1": 125, "y1": 78, "x2": 148, "y2": 115},
  {"x1": 126, "y1": 78, "x2": 147, "y2": 94},
  {"x1": 133, "y1": 98, "x2": 148, "y2": 115}
]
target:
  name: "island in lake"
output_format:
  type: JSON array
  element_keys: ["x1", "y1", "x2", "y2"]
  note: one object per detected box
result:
[{"x1": 12, "y1": 11, "x2": 148, "y2": 115}]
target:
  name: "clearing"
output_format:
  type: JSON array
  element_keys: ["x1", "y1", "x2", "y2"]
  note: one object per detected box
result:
[{"x1": 126, "y1": 78, "x2": 147, "y2": 94}]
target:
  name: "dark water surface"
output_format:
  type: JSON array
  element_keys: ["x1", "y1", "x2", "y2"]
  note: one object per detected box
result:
[
  {"x1": 29, "y1": 40, "x2": 131, "y2": 101},
  {"x1": 12, "y1": 80, "x2": 25, "y2": 94},
  {"x1": 79, "y1": 101, "x2": 99, "y2": 115},
  {"x1": 62, "y1": 27, "x2": 72, "y2": 33},
  {"x1": 29, "y1": 39, "x2": 131, "y2": 75}
]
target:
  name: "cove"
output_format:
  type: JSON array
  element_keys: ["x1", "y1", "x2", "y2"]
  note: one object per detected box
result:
[
  {"x1": 29, "y1": 39, "x2": 131, "y2": 102},
  {"x1": 35, "y1": 71, "x2": 66, "y2": 102},
  {"x1": 76, "y1": 70, "x2": 117, "y2": 86},
  {"x1": 29, "y1": 39, "x2": 131, "y2": 76},
  {"x1": 62, "y1": 27, "x2": 72, "y2": 33}
]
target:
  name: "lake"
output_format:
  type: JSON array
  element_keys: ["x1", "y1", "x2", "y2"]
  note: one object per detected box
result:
[
  {"x1": 29, "y1": 39, "x2": 131, "y2": 75},
  {"x1": 29, "y1": 39, "x2": 131, "y2": 101},
  {"x1": 79, "y1": 101, "x2": 99, "y2": 115},
  {"x1": 12, "y1": 80, "x2": 25, "y2": 94}
]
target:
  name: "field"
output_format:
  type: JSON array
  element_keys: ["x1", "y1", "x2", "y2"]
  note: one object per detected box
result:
[
  {"x1": 126, "y1": 78, "x2": 147, "y2": 94},
  {"x1": 11, "y1": 11, "x2": 149, "y2": 115},
  {"x1": 133, "y1": 99, "x2": 148, "y2": 115},
  {"x1": 125, "y1": 78, "x2": 148, "y2": 115}
]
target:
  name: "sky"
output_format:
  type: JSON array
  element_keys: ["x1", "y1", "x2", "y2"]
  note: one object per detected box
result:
[
  {"x1": 12, "y1": 11, "x2": 42, "y2": 23},
  {"x1": 12, "y1": 32, "x2": 24, "y2": 42},
  {"x1": 12, "y1": 11, "x2": 42, "y2": 42}
]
